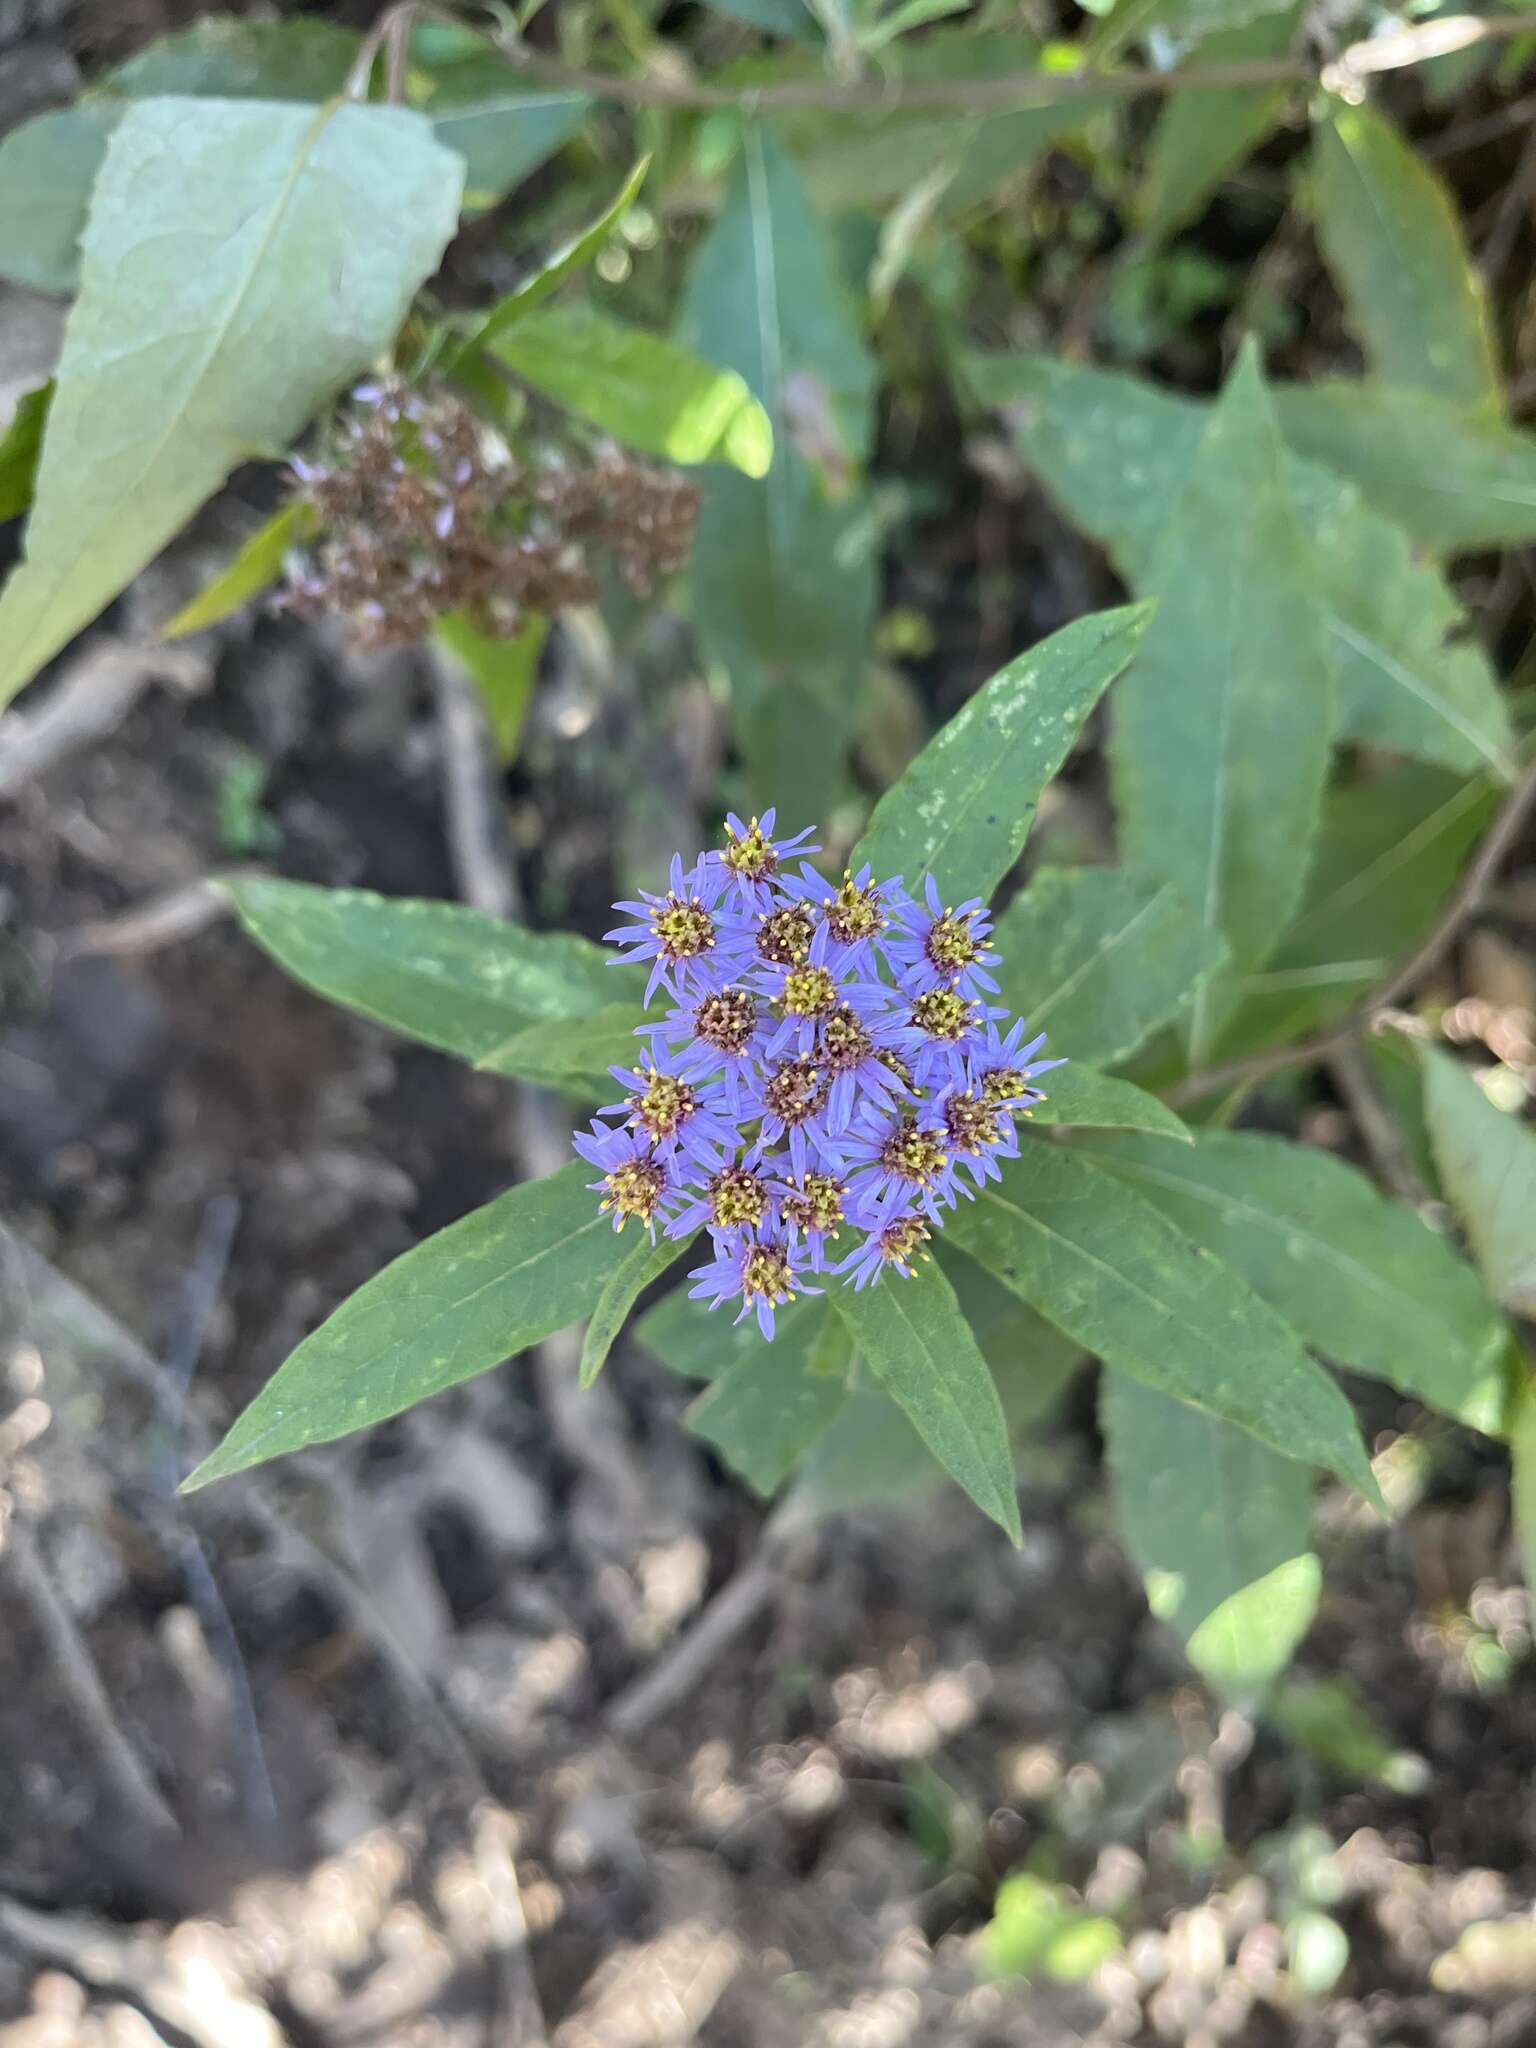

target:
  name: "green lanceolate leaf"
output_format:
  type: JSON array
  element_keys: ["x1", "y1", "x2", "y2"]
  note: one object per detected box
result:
[
  {"x1": 1111, "y1": 346, "x2": 1332, "y2": 1059},
  {"x1": 1074, "y1": 1129, "x2": 1508, "y2": 1432},
  {"x1": 785, "y1": 1390, "x2": 947, "y2": 1520},
  {"x1": 434, "y1": 610, "x2": 549, "y2": 762},
  {"x1": 489, "y1": 305, "x2": 773, "y2": 475},
  {"x1": 0, "y1": 384, "x2": 51, "y2": 524},
  {"x1": 687, "y1": 1303, "x2": 850, "y2": 1494},
  {"x1": 638, "y1": 1281, "x2": 820, "y2": 1382},
  {"x1": 227, "y1": 876, "x2": 640, "y2": 1063},
  {"x1": 971, "y1": 351, "x2": 1516, "y2": 779},
  {"x1": 1101, "y1": 1371, "x2": 1320, "y2": 1697},
  {"x1": 994, "y1": 868, "x2": 1228, "y2": 1068},
  {"x1": 161, "y1": 500, "x2": 313, "y2": 639},
  {"x1": 0, "y1": 106, "x2": 120, "y2": 296},
  {"x1": 1313, "y1": 102, "x2": 1500, "y2": 414},
  {"x1": 832, "y1": 1259, "x2": 1023, "y2": 1542},
  {"x1": 102, "y1": 15, "x2": 362, "y2": 96},
  {"x1": 480, "y1": 1003, "x2": 647, "y2": 1091},
  {"x1": 1275, "y1": 381, "x2": 1536, "y2": 553},
  {"x1": 677, "y1": 125, "x2": 877, "y2": 709},
  {"x1": 182, "y1": 1163, "x2": 626, "y2": 1489},
  {"x1": 1028, "y1": 1068, "x2": 1191, "y2": 1141},
  {"x1": 417, "y1": 57, "x2": 590, "y2": 206},
  {"x1": 0, "y1": 98, "x2": 463, "y2": 713},
  {"x1": 580, "y1": 1229, "x2": 696, "y2": 1388},
  {"x1": 945, "y1": 1142, "x2": 1379, "y2": 1499},
  {"x1": 1219, "y1": 759, "x2": 1502, "y2": 1054},
  {"x1": 1139, "y1": 5, "x2": 1301, "y2": 238},
  {"x1": 464, "y1": 156, "x2": 650, "y2": 346},
  {"x1": 1421, "y1": 1046, "x2": 1536, "y2": 1316},
  {"x1": 703, "y1": 0, "x2": 824, "y2": 41},
  {"x1": 852, "y1": 604, "x2": 1154, "y2": 904}
]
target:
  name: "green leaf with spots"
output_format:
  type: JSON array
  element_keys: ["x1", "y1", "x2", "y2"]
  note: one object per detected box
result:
[
  {"x1": 851, "y1": 604, "x2": 1153, "y2": 905},
  {"x1": 1110, "y1": 345, "x2": 1333, "y2": 1059},
  {"x1": 1421, "y1": 1046, "x2": 1536, "y2": 1316},
  {"x1": 1075, "y1": 1129, "x2": 1509, "y2": 1431},
  {"x1": 161, "y1": 500, "x2": 313, "y2": 639},
  {"x1": 1313, "y1": 101, "x2": 1500, "y2": 413},
  {"x1": 182, "y1": 1163, "x2": 626, "y2": 1489},
  {"x1": 227, "y1": 877, "x2": 640, "y2": 1062},
  {"x1": 479, "y1": 1003, "x2": 647, "y2": 1091},
  {"x1": 489, "y1": 304, "x2": 773, "y2": 474},
  {"x1": 994, "y1": 868, "x2": 1227, "y2": 1068},
  {"x1": 945, "y1": 1143, "x2": 1379, "y2": 1500},
  {"x1": 1102, "y1": 1370, "x2": 1320, "y2": 1697},
  {"x1": 0, "y1": 98, "x2": 464, "y2": 712},
  {"x1": 832, "y1": 1258, "x2": 1022, "y2": 1541}
]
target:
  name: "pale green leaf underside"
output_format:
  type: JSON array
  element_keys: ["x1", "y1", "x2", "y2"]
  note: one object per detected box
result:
[
  {"x1": 1421, "y1": 1046, "x2": 1536, "y2": 1316},
  {"x1": 945, "y1": 1142, "x2": 1379, "y2": 1500},
  {"x1": 183, "y1": 1163, "x2": 627, "y2": 1489},
  {"x1": 852, "y1": 603, "x2": 1154, "y2": 905},
  {"x1": 0, "y1": 97, "x2": 464, "y2": 711}
]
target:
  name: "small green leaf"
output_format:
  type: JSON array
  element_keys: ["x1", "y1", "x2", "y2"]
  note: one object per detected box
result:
[
  {"x1": 434, "y1": 609, "x2": 548, "y2": 762},
  {"x1": 1030, "y1": 1068, "x2": 1191, "y2": 1141},
  {"x1": 1111, "y1": 345, "x2": 1333, "y2": 1059},
  {"x1": 489, "y1": 304, "x2": 773, "y2": 474},
  {"x1": 0, "y1": 99, "x2": 464, "y2": 713},
  {"x1": 687, "y1": 1307, "x2": 850, "y2": 1494},
  {"x1": 0, "y1": 384, "x2": 51, "y2": 524},
  {"x1": 1275, "y1": 381, "x2": 1536, "y2": 554},
  {"x1": 417, "y1": 58, "x2": 590, "y2": 205},
  {"x1": 0, "y1": 106, "x2": 119, "y2": 296},
  {"x1": 994, "y1": 868, "x2": 1228, "y2": 1068},
  {"x1": 945, "y1": 1143, "x2": 1379, "y2": 1501},
  {"x1": 982, "y1": 1873, "x2": 1121, "y2": 1984},
  {"x1": 182, "y1": 1163, "x2": 626, "y2": 1489},
  {"x1": 227, "y1": 877, "x2": 639, "y2": 1061},
  {"x1": 102, "y1": 15, "x2": 362, "y2": 97},
  {"x1": 677, "y1": 126, "x2": 877, "y2": 713},
  {"x1": 703, "y1": 0, "x2": 824, "y2": 41},
  {"x1": 1421, "y1": 1047, "x2": 1536, "y2": 1315},
  {"x1": 479, "y1": 1003, "x2": 646, "y2": 1089},
  {"x1": 1139, "y1": 6, "x2": 1300, "y2": 238},
  {"x1": 831, "y1": 1259, "x2": 1022, "y2": 1542},
  {"x1": 1102, "y1": 1371, "x2": 1319, "y2": 1696},
  {"x1": 161, "y1": 499, "x2": 312, "y2": 639},
  {"x1": 1072, "y1": 1129, "x2": 1509, "y2": 1431},
  {"x1": 464, "y1": 155, "x2": 651, "y2": 345},
  {"x1": 581, "y1": 1229, "x2": 695, "y2": 1388},
  {"x1": 1314, "y1": 102, "x2": 1499, "y2": 414},
  {"x1": 852, "y1": 604, "x2": 1154, "y2": 905}
]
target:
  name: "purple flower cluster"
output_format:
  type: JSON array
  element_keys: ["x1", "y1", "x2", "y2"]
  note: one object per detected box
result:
[{"x1": 574, "y1": 813, "x2": 1065, "y2": 1337}]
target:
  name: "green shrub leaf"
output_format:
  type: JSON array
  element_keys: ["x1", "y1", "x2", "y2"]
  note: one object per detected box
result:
[
  {"x1": 852, "y1": 604, "x2": 1153, "y2": 905},
  {"x1": 1139, "y1": 6, "x2": 1300, "y2": 238},
  {"x1": 1314, "y1": 101, "x2": 1499, "y2": 413},
  {"x1": 464, "y1": 156, "x2": 651, "y2": 345},
  {"x1": 0, "y1": 98, "x2": 463, "y2": 713},
  {"x1": 580, "y1": 1230, "x2": 696, "y2": 1388},
  {"x1": 103, "y1": 16, "x2": 362, "y2": 97},
  {"x1": 687, "y1": 1308, "x2": 851, "y2": 1494},
  {"x1": 161, "y1": 500, "x2": 313, "y2": 639},
  {"x1": 1029, "y1": 1068, "x2": 1191, "y2": 1141},
  {"x1": 0, "y1": 107, "x2": 119, "y2": 296},
  {"x1": 945, "y1": 1143, "x2": 1379, "y2": 1500},
  {"x1": 227, "y1": 877, "x2": 640, "y2": 1060},
  {"x1": 0, "y1": 384, "x2": 51, "y2": 524},
  {"x1": 1421, "y1": 1047, "x2": 1536, "y2": 1316},
  {"x1": 182, "y1": 1163, "x2": 627, "y2": 1489},
  {"x1": 1075, "y1": 1129, "x2": 1508, "y2": 1431},
  {"x1": 480, "y1": 1004, "x2": 648, "y2": 1091},
  {"x1": 489, "y1": 304, "x2": 773, "y2": 474},
  {"x1": 994, "y1": 868, "x2": 1227, "y2": 1068},
  {"x1": 434, "y1": 610, "x2": 549, "y2": 763},
  {"x1": 1110, "y1": 345, "x2": 1333, "y2": 1058},
  {"x1": 417, "y1": 59, "x2": 589, "y2": 205},
  {"x1": 832, "y1": 1259, "x2": 1022, "y2": 1541},
  {"x1": 1102, "y1": 1371, "x2": 1321, "y2": 1697}
]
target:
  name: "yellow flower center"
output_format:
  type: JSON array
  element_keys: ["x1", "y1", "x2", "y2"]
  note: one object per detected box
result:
[
  {"x1": 708, "y1": 1166, "x2": 769, "y2": 1230},
  {"x1": 742, "y1": 1244, "x2": 796, "y2": 1306},
  {"x1": 880, "y1": 1116, "x2": 950, "y2": 1187},
  {"x1": 783, "y1": 1172, "x2": 847, "y2": 1235},
  {"x1": 820, "y1": 1004, "x2": 874, "y2": 1072},
  {"x1": 722, "y1": 817, "x2": 777, "y2": 881},
  {"x1": 763, "y1": 1058, "x2": 826, "y2": 1127},
  {"x1": 693, "y1": 986, "x2": 757, "y2": 1054},
  {"x1": 757, "y1": 904, "x2": 815, "y2": 966},
  {"x1": 601, "y1": 1155, "x2": 668, "y2": 1228},
  {"x1": 981, "y1": 1066, "x2": 1037, "y2": 1108},
  {"x1": 944, "y1": 1090, "x2": 1004, "y2": 1155},
  {"x1": 926, "y1": 910, "x2": 981, "y2": 975},
  {"x1": 879, "y1": 1215, "x2": 931, "y2": 1265},
  {"x1": 652, "y1": 895, "x2": 715, "y2": 962},
  {"x1": 628, "y1": 1069, "x2": 697, "y2": 1139},
  {"x1": 826, "y1": 872, "x2": 885, "y2": 944},
  {"x1": 782, "y1": 965, "x2": 838, "y2": 1018},
  {"x1": 910, "y1": 987, "x2": 975, "y2": 1042}
]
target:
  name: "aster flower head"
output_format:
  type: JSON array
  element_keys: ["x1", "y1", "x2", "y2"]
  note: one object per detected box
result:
[
  {"x1": 582, "y1": 815, "x2": 1070, "y2": 1333},
  {"x1": 688, "y1": 1229, "x2": 821, "y2": 1339}
]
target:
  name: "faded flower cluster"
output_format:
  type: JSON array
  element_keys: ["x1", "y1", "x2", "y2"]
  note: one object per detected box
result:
[{"x1": 575, "y1": 814, "x2": 1064, "y2": 1337}]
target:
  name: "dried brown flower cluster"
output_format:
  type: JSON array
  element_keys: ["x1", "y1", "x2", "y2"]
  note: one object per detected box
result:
[{"x1": 279, "y1": 382, "x2": 699, "y2": 650}]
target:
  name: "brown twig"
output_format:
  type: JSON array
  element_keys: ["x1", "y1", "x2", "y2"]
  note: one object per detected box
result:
[
  {"x1": 54, "y1": 871, "x2": 258, "y2": 961},
  {"x1": 478, "y1": 11, "x2": 1536, "y2": 113},
  {"x1": 0, "y1": 641, "x2": 210, "y2": 801},
  {"x1": 1168, "y1": 755, "x2": 1536, "y2": 1108},
  {"x1": 1326, "y1": 1044, "x2": 1434, "y2": 1207}
]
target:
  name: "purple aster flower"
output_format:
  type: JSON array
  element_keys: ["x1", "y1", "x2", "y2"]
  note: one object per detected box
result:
[
  {"x1": 831, "y1": 1210, "x2": 933, "y2": 1289},
  {"x1": 707, "y1": 809, "x2": 820, "y2": 902},
  {"x1": 932, "y1": 1080, "x2": 1020, "y2": 1189},
  {"x1": 744, "y1": 1055, "x2": 845, "y2": 1179},
  {"x1": 605, "y1": 853, "x2": 729, "y2": 1003},
  {"x1": 666, "y1": 1159, "x2": 775, "y2": 1242},
  {"x1": 572, "y1": 1121, "x2": 676, "y2": 1237},
  {"x1": 880, "y1": 979, "x2": 1008, "y2": 1089},
  {"x1": 886, "y1": 873, "x2": 1000, "y2": 997},
  {"x1": 770, "y1": 1169, "x2": 853, "y2": 1271},
  {"x1": 755, "y1": 918, "x2": 851, "y2": 1059},
  {"x1": 842, "y1": 1104, "x2": 960, "y2": 1227},
  {"x1": 780, "y1": 863, "x2": 903, "y2": 976},
  {"x1": 966, "y1": 1018, "x2": 1067, "y2": 1112},
  {"x1": 603, "y1": 1056, "x2": 737, "y2": 1171},
  {"x1": 811, "y1": 996, "x2": 908, "y2": 1134},
  {"x1": 687, "y1": 1229, "x2": 822, "y2": 1339},
  {"x1": 645, "y1": 982, "x2": 769, "y2": 1117}
]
